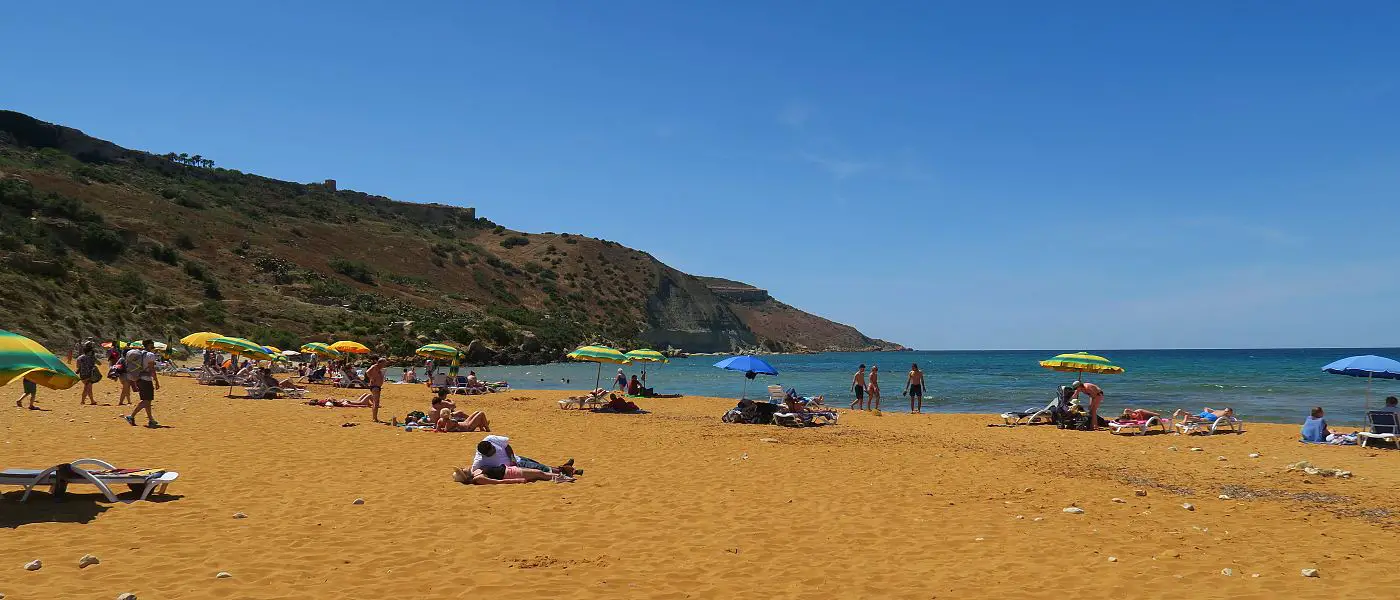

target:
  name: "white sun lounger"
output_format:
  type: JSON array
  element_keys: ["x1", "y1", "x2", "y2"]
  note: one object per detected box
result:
[
  {"x1": 0, "y1": 458, "x2": 178, "y2": 502},
  {"x1": 1108, "y1": 416, "x2": 1167, "y2": 435},
  {"x1": 1174, "y1": 415, "x2": 1244, "y2": 435},
  {"x1": 1001, "y1": 398, "x2": 1058, "y2": 426}
]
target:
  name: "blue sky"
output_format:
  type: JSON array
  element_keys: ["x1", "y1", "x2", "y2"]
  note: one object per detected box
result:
[{"x1": 4, "y1": 1, "x2": 1398, "y2": 349}]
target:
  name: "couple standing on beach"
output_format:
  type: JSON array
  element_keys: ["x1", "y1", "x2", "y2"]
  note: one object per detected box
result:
[{"x1": 850, "y1": 364, "x2": 928, "y2": 413}]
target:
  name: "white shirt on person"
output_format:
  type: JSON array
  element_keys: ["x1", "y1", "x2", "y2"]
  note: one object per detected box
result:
[{"x1": 471, "y1": 435, "x2": 511, "y2": 470}]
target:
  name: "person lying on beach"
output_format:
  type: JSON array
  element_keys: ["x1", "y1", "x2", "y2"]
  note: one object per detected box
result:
[
  {"x1": 1172, "y1": 407, "x2": 1234, "y2": 424},
  {"x1": 783, "y1": 391, "x2": 809, "y2": 414},
  {"x1": 454, "y1": 436, "x2": 576, "y2": 483},
  {"x1": 1118, "y1": 408, "x2": 1160, "y2": 422},
  {"x1": 434, "y1": 408, "x2": 490, "y2": 432}
]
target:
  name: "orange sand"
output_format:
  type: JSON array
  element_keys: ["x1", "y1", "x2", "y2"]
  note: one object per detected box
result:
[{"x1": 2, "y1": 377, "x2": 1399, "y2": 598}]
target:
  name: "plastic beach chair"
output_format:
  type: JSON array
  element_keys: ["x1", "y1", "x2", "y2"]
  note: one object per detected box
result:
[{"x1": 0, "y1": 458, "x2": 179, "y2": 502}]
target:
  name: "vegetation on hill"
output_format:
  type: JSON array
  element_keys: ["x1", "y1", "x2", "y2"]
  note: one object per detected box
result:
[{"x1": 0, "y1": 110, "x2": 901, "y2": 361}]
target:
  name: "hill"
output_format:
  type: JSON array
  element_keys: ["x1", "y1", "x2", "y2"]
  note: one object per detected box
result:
[{"x1": 0, "y1": 110, "x2": 904, "y2": 362}]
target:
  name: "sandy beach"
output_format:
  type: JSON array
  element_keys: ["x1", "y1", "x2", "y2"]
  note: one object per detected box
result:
[{"x1": 3, "y1": 377, "x2": 1399, "y2": 598}]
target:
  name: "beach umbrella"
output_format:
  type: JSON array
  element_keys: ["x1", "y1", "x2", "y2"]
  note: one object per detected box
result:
[
  {"x1": 1039, "y1": 352, "x2": 1124, "y2": 381},
  {"x1": 567, "y1": 345, "x2": 631, "y2": 389},
  {"x1": 713, "y1": 355, "x2": 778, "y2": 400},
  {"x1": 0, "y1": 330, "x2": 80, "y2": 390},
  {"x1": 263, "y1": 346, "x2": 281, "y2": 354},
  {"x1": 329, "y1": 340, "x2": 371, "y2": 355},
  {"x1": 625, "y1": 349, "x2": 668, "y2": 386},
  {"x1": 299, "y1": 342, "x2": 342, "y2": 359},
  {"x1": 180, "y1": 332, "x2": 223, "y2": 349},
  {"x1": 416, "y1": 343, "x2": 464, "y2": 361},
  {"x1": 207, "y1": 337, "x2": 276, "y2": 396},
  {"x1": 1322, "y1": 355, "x2": 1400, "y2": 409}
]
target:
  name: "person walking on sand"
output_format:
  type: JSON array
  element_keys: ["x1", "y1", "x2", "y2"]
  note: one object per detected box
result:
[
  {"x1": 905, "y1": 363, "x2": 925, "y2": 413},
  {"x1": 1071, "y1": 380, "x2": 1104, "y2": 431},
  {"x1": 76, "y1": 341, "x2": 99, "y2": 405},
  {"x1": 850, "y1": 364, "x2": 867, "y2": 410},
  {"x1": 867, "y1": 365, "x2": 881, "y2": 411},
  {"x1": 366, "y1": 356, "x2": 387, "y2": 423},
  {"x1": 124, "y1": 340, "x2": 161, "y2": 427},
  {"x1": 15, "y1": 376, "x2": 38, "y2": 409}
]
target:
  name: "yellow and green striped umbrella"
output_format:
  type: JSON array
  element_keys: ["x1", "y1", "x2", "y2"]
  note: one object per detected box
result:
[
  {"x1": 180, "y1": 331, "x2": 224, "y2": 349},
  {"x1": 416, "y1": 343, "x2": 463, "y2": 360},
  {"x1": 300, "y1": 342, "x2": 342, "y2": 359},
  {"x1": 330, "y1": 340, "x2": 371, "y2": 355},
  {"x1": 207, "y1": 337, "x2": 276, "y2": 361},
  {"x1": 0, "y1": 330, "x2": 79, "y2": 390},
  {"x1": 567, "y1": 345, "x2": 631, "y2": 389},
  {"x1": 1039, "y1": 352, "x2": 1124, "y2": 376},
  {"x1": 624, "y1": 349, "x2": 669, "y2": 363}
]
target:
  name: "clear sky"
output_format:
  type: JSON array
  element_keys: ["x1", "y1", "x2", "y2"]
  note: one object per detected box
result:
[{"x1": 4, "y1": 2, "x2": 1398, "y2": 350}]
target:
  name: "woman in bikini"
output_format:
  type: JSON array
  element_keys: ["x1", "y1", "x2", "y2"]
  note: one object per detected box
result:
[
  {"x1": 434, "y1": 408, "x2": 490, "y2": 432},
  {"x1": 866, "y1": 365, "x2": 881, "y2": 411}
]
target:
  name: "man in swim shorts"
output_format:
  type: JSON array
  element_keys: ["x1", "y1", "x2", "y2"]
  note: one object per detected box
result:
[
  {"x1": 850, "y1": 364, "x2": 866, "y2": 410},
  {"x1": 905, "y1": 363, "x2": 925, "y2": 413}
]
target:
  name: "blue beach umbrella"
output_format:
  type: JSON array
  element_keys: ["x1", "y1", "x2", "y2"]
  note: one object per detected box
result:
[
  {"x1": 714, "y1": 355, "x2": 778, "y2": 400},
  {"x1": 1322, "y1": 355, "x2": 1400, "y2": 409}
]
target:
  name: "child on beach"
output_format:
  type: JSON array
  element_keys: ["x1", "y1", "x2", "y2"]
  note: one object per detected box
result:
[{"x1": 15, "y1": 376, "x2": 38, "y2": 409}]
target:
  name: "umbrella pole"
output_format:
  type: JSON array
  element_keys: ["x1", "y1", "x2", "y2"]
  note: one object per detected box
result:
[{"x1": 594, "y1": 363, "x2": 602, "y2": 390}]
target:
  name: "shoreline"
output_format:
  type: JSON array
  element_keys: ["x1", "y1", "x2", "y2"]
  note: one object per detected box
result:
[{"x1": 2, "y1": 380, "x2": 1396, "y2": 598}]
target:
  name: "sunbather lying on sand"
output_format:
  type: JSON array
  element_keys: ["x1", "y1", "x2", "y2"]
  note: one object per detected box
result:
[
  {"x1": 451, "y1": 436, "x2": 576, "y2": 484},
  {"x1": 434, "y1": 408, "x2": 490, "y2": 432}
]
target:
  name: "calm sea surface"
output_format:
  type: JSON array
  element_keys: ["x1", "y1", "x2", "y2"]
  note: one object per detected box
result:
[{"x1": 394, "y1": 349, "x2": 1400, "y2": 425}]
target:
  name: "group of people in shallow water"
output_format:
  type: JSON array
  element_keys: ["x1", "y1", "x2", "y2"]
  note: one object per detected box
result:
[{"x1": 849, "y1": 363, "x2": 931, "y2": 413}]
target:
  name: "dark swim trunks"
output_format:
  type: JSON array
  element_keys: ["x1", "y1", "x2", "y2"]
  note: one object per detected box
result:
[
  {"x1": 854, "y1": 385, "x2": 864, "y2": 399},
  {"x1": 909, "y1": 385, "x2": 923, "y2": 397}
]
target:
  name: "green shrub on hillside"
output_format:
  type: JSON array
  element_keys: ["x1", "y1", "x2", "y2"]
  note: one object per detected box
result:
[
  {"x1": 500, "y1": 236, "x2": 529, "y2": 249},
  {"x1": 329, "y1": 257, "x2": 376, "y2": 285}
]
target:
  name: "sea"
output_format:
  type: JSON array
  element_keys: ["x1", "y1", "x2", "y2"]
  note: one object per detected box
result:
[{"x1": 392, "y1": 349, "x2": 1400, "y2": 426}]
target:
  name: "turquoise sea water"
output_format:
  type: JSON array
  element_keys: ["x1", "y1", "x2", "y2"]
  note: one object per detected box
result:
[{"x1": 415, "y1": 349, "x2": 1400, "y2": 426}]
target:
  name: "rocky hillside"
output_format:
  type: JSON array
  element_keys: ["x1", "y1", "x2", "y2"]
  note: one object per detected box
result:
[{"x1": 0, "y1": 111, "x2": 903, "y2": 362}]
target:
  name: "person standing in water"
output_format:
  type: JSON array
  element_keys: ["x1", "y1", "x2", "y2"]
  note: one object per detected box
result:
[
  {"x1": 905, "y1": 363, "x2": 925, "y2": 413},
  {"x1": 849, "y1": 364, "x2": 867, "y2": 410},
  {"x1": 867, "y1": 365, "x2": 881, "y2": 411}
]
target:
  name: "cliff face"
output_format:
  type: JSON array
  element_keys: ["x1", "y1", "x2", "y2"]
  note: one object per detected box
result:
[
  {"x1": 0, "y1": 110, "x2": 901, "y2": 359},
  {"x1": 697, "y1": 277, "x2": 906, "y2": 353}
]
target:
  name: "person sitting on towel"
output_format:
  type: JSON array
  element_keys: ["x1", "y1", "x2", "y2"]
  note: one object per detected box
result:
[
  {"x1": 627, "y1": 375, "x2": 654, "y2": 397},
  {"x1": 603, "y1": 393, "x2": 641, "y2": 413},
  {"x1": 434, "y1": 408, "x2": 490, "y2": 432}
]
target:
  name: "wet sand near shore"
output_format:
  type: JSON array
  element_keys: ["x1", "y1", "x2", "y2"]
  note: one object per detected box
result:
[{"x1": 2, "y1": 377, "x2": 1398, "y2": 598}]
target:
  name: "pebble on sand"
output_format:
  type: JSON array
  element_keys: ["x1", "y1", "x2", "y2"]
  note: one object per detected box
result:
[
  {"x1": 1182, "y1": 503, "x2": 1196, "y2": 511},
  {"x1": 759, "y1": 438, "x2": 779, "y2": 443},
  {"x1": 352, "y1": 498, "x2": 365, "y2": 505},
  {"x1": 216, "y1": 572, "x2": 232, "y2": 579},
  {"x1": 1217, "y1": 456, "x2": 1227, "y2": 461},
  {"x1": 1190, "y1": 447, "x2": 1203, "y2": 452},
  {"x1": 78, "y1": 554, "x2": 100, "y2": 568},
  {"x1": 1107, "y1": 557, "x2": 1118, "y2": 562},
  {"x1": 1249, "y1": 453, "x2": 1261, "y2": 458},
  {"x1": 1301, "y1": 568, "x2": 1319, "y2": 578},
  {"x1": 24, "y1": 560, "x2": 41, "y2": 571},
  {"x1": 1221, "y1": 568, "x2": 1233, "y2": 576},
  {"x1": 233, "y1": 512, "x2": 247, "y2": 519},
  {"x1": 1014, "y1": 515, "x2": 1024, "y2": 520},
  {"x1": 1219, "y1": 494, "x2": 1231, "y2": 500},
  {"x1": 1167, "y1": 446, "x2": 1178, "y2": 451},
  {"x1": 1111, "y1": 497, "x2": 1125, "y2": 503},
  {"x1": 117, "y1": 594, "x2": 137, "y2": 600},
  {"x1": 1134, "y1": 489, "x2": 1148, "y2": 497},
  {"x1": 1158, "y1": 550, "x2": 1180, "y2": 559},
  {"x1": 1063, "y1": 507, "x2": 1085, "y2": 514}
]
